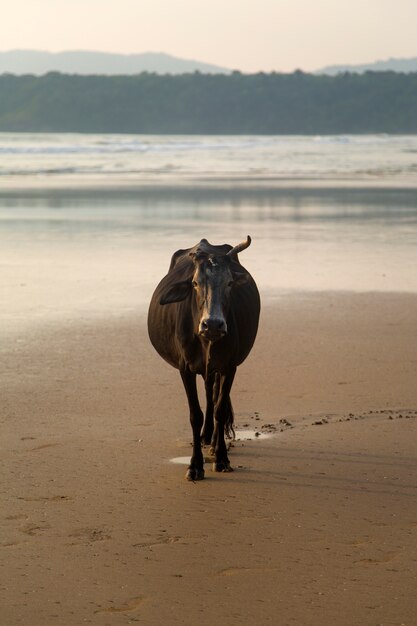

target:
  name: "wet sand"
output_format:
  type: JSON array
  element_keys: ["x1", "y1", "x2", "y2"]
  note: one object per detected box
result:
[{"x1": 1, "y1": 292, "x2": 417, "y2": 625}]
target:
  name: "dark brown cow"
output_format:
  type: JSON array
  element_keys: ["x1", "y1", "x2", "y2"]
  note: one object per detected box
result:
[{"x1": 147, "y1": 236, "x2": 260, "y2": 480}]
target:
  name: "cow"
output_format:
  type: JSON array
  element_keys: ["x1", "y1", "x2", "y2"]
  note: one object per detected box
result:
[{"x1": 147, "y1": 236, "x2": 260, "y2": 480}]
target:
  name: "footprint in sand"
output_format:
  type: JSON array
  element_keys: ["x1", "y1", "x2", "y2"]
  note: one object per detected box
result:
[
  {"x1": 132, "y1": 534, "x2": 180, "y2": 549},
  {"x1": 95, "y1": 597, "x2": 146, "y2": 614},
  {"x1": 67, "y1": 527, "x2": 111, "y2": 545},
  {"x1": 217, "y1": 566, "x2": 276, "y2": 577},
  {"x1": 20, "y1": 523, "x2": 50, "y2": 536},
  {"x1": 1, "y1": 540, "x2": 27, "y2": 548},
  {"x1": 29, "y1": 443, "x2": 60, "y2": 451},
  {"x1": 355, "y1": 551, "x2": 400, "y2": 565},
  {"x1": 17, "y1": 495, "x2": 71, "y2": 502}
]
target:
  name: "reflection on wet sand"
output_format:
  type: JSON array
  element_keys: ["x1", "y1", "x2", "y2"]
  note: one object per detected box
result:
[{"x1": 1, "y1": 184, "x2": 417, "y2": 337}]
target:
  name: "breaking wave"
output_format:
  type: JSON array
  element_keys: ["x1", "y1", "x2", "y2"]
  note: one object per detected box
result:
[{"x1": 0, "y1": 133, "x2": 416, "y2": 181}]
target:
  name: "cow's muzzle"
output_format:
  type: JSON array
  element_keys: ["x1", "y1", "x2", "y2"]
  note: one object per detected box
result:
[{"x1": 198, "y1": 317, "x2": 227, "y2": 341}]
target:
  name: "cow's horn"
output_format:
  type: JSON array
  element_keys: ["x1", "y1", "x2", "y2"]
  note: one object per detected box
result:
[{"x1": 227, "y1": 235, "x2": 252, "y2": 257}]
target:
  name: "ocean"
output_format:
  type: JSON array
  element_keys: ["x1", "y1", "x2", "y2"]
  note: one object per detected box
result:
[
  {"x1": 1, "y1": 133, "x2": 416, "y2": 334},
  {"x1": 1, "y1": 133, "x2": 417, "y2": 182}
]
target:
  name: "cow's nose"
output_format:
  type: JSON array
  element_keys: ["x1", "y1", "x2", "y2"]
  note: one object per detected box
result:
[{"x1": 199, "y1": 317, "x2": 227, "y2": 338}]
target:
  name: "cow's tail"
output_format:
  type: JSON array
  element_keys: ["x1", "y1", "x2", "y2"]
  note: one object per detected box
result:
[
  {"x1": 224, "y1": 397, "x2": 235, "y2": 440},
  {"x1": 213, "y1": 373, "x2": 235, "y2": 440}
]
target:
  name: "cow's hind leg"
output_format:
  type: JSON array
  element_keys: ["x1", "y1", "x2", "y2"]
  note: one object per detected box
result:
[
  {"x1": 201, "y1": 372, "x2": 219, "y2": 446},
  {"x1": 180, "y1": 367, "x2": 204, "y2": 481},
  {"x1": 212, "y1": 369, "x2": 235, "y2": 473}
]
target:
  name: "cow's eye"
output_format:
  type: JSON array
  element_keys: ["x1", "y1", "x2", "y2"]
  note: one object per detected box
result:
[
  {"x1": 228, "y1": 281, "x2": 234, "y2": 287},
  {"x1": 192, "y1": 280, "x2": 198, "y2": 287}
]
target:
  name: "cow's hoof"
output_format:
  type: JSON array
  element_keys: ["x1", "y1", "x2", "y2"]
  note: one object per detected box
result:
[
  {"x1": 186, "y1": 467, "x2": 205, "y2": 481},
  {"x1": 212, "y1": 461, "x2": 233, "y2": 473}
]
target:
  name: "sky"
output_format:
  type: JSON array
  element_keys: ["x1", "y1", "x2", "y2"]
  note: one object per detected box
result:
[{"x1": 2, "y1": 0, "x2": 417, "y2": 72}]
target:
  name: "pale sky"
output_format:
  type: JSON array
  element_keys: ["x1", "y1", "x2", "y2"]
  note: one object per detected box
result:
[{"x1": 3, "y1": 0, "x2": 417, "y2": 72}]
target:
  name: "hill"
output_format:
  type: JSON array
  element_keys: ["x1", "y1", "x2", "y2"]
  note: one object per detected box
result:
[
  {"x1": 317, "y1": 56, "x2": 417, "y2": 75},
  {"x1": 0, "y1": 71, "x2": 416, "y2": 134},
  {"x1": 0, "y1": 50, "x2": 230, "y2": 76}
]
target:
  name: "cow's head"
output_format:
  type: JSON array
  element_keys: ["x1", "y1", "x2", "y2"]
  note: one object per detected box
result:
[{"x1": 160, "y1": 236, "x2": 252, "y2": 342}]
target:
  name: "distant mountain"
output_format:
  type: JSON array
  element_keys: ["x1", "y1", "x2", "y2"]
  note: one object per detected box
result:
[
  {"x1": 316, "y1": 56, "x2": 417, "y2": 75},
  {"x1": 0, "y1": 49, "x2": 231, "y2": 76}
]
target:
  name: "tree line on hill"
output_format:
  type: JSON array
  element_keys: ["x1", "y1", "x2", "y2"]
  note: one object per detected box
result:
[{"x1": 0, "y1": 71, "x2": 416, "y2": 134}]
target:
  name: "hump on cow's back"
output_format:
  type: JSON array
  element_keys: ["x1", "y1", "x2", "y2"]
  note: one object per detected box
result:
[
  {"x1": 168, "y1": 239, "x2": 233, "y2": 271},
  {"x1": 193, "y1": 239, "x2": 233, "y2": 256}
]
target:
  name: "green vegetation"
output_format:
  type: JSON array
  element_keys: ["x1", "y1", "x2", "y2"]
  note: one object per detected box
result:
[{"x1": 0, "y1": 71, "x2": 416, "y2": 134}]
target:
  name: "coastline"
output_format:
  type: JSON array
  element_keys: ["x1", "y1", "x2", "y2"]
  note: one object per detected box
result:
[
  {"x1": 2, "y1": 174, "x2": 417, "y2": 193},
  {"x1": 2, "y1": 291, "x2": 417, "y2": 624}
]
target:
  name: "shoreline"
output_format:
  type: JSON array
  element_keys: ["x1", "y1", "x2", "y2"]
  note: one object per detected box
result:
[
  {"x1": 2, "y1": 291, "x2": 417, "y2": 624},
  {"x1": 2, "y1": 175, "x2": 417, "y2": 194}
]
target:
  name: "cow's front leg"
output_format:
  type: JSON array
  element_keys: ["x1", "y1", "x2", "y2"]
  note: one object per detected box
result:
[
  {"x1": 180, "y1": 367, "x2": 204, "y2": 481},
  {"x1": 212, "y1": 368, "x2": 236, "y2": 473}
]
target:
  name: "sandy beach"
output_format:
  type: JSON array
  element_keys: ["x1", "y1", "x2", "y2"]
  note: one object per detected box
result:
[
  {"x1": 1, "y1": 291, "x2": 417, "y2": 625},
  {"x1": 1, "y1": 133, "x2": 417, "y2": 624}
]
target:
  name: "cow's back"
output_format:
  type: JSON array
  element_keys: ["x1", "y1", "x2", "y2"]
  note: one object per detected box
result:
[{"x1": 228, "y1": 268, "x2": 261, "y2": 365}]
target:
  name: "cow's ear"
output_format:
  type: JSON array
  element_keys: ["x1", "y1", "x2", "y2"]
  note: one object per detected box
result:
[
  {"x1": 160, "y1": 279, "x2": 192, "y2": 305},
  {"x1": 232, "y1": 271, "x2": 250, "y2": 286}
]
